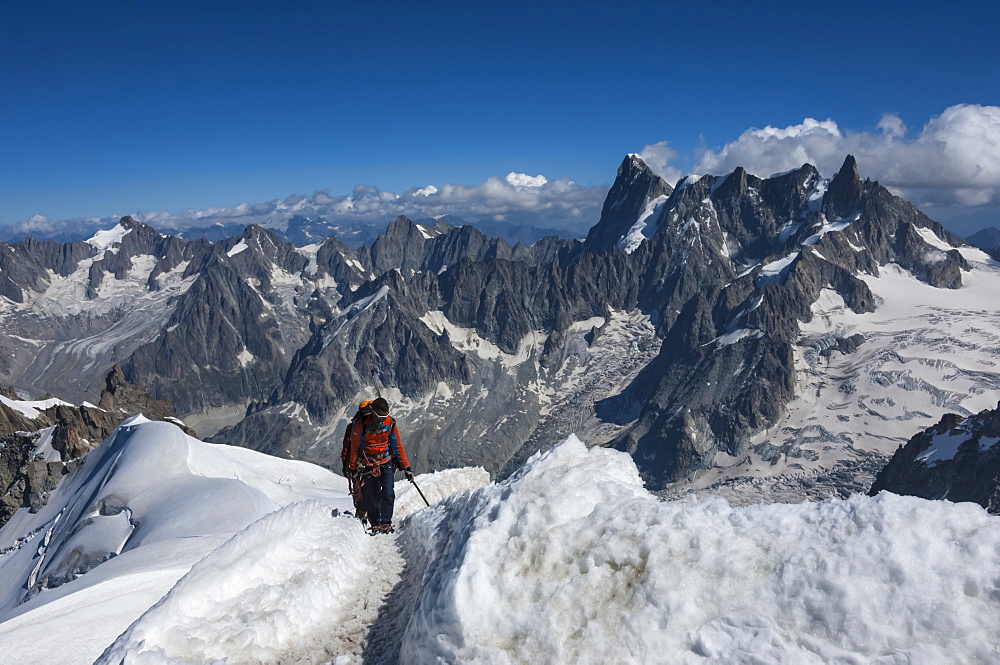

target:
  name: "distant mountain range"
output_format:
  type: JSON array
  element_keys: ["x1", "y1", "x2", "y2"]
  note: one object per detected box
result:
[
  {"x1": 965, "y1": 226, "x2": 1000, "y2": 248},
  {"x1": 2, "y1": 153, "x2": 999, "y2": 506},
  {"x1": 0, "y1": 213, "x2": 582, "y2": 250}
]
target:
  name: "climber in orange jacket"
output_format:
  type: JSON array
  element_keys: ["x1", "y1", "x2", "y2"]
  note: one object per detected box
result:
[{"x1": 341, "y1": 397, "x2": 412, "y2": 533}]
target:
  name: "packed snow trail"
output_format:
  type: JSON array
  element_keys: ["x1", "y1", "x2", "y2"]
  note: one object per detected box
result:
[
  {"x1": 96, "y1": 504, "x2": 403, "y2": 663},
  {"x1": 93, "y1": 466, "x2": 491, "y2": 664}
]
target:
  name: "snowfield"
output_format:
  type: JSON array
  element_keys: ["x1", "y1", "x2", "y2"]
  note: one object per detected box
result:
[{"x1": 1, "y1": 423, "x2": 999, "y2": 663}]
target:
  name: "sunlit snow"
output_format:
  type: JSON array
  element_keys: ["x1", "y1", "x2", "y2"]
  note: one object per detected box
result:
[
  {"x1": 0, "y1": 395, "x2": 73, "y2": 419},
  {"x1": 226, "y1": 239, "x2": 249, "y2": 257},
  {"x1": 616, "y1": 194, "x2": 669, "y2": 254},
  {"x1": 1, "y1": 424, "x2": 998, "y2": 664},
  {"x1": 757, "y1": 250, "x2": 799, "y2": 285},
  {"x1": 86, "y1": 224, "x2": 132, "y2": 255}
]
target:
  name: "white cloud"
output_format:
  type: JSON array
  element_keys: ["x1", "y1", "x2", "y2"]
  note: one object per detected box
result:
[
  {"x1": 692, "y1": 104, "x2": 1000, "y2": 208},
  {"x1": 21, "y1": 214, "x2": 54, "y2": 233},
  {"x1": 877, "y1": 113, "x2": 906, "y2": 139},
  {"x1": 637, "y1": 141, "x2": 684, "y2": 184},
  {"x1": 504, "y1": 172, "x2": 548, "y2": 188}
]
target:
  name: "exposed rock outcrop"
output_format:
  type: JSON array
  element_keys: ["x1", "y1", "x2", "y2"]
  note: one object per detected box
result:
[{"x1": 869, "y1": 404, "x2": 1000, "y2": 514}]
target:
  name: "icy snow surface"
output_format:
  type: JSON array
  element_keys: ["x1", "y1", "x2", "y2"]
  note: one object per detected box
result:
[
  {"x1": 616, "y1": 194, "x2": 668, "y2": 254},
  {"x1": 226, "y1": 238, "x2": 249, "y2": 256},
  {"x1": 714, "y1": 328, "x2": 762, "y2": 348},
  {"x1": 87, "y1": 223, "x2": 132, "y2": 254},
  {"x1": 757, "y1": 250, "x2": 800, "y2": 285},
  {"x1": 398, "y1": 438, "x2": 1000, "y2": 664},
  {"x1": 2, "y1": 428, "x2": 999, "y2": 664},
  {"x1": 419, "y1": 310, "x2": 543, "y2": 368},
  {"x1": 295, "y1": 243, "x2": 322, "y2": 275},
  {"x1": 917, "y1": 430, "x2": 970, "y2": 465},
  {"x1": 0, "y1": 395, "x2": 72, "y2": 419}
]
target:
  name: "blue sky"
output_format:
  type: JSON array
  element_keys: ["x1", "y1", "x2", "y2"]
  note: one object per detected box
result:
[{"x1": 2, "y1": 1, "x2": 998, "y2": 234}]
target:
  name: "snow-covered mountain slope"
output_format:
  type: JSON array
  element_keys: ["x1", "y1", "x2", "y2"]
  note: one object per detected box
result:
[
  {"x1": 5, "y1": 429, "x2": 997, "y2": 664},
  {"x1": 670, "y1": 247, "x2": 1000, "y2": 503},
  {"x1": 0, "y1": 417, "x2": 487, "y2": 664},
  {"x1": 0, "y1": 368, "x2": 188, "y2": 529}
]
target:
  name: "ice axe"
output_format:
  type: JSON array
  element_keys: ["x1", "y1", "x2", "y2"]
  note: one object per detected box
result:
[{"x1": 408, "y1": 473, "x2": 430, "y2": 507}]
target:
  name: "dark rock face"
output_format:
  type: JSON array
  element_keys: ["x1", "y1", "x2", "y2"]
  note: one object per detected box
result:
[
  {"x1": 99, "y1": 364, "x2": 191, "y2": 433},
  {"x1": 870, "y1": 404, "x2": 1000, "y2": 514},
  {"x1": 824, "y1": 154, "x2": 864, "y2": 220},
  {"x1": 0, "y1": 237, "x2": 93, "y2": 303},
  {"x1": 211, "y1": 154, "x2": 978, "y2": 491},
  {"x1": 2, "y1": 154, "x2": 982, "y2": 495},
  {"x1": 121, "y1": 240, "x2": 291, "y2": 415},
  {"x1": 582, "y1": 154, "x2": 673, "y2": 253}
]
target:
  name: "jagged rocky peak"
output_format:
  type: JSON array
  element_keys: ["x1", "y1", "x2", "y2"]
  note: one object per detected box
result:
[
  {"x1": 870, "y1": 403, "x2": 1000, "y2": 515},
  {"x1": 368, "y1": 215, "x2": 428, "y2": 272},
  {"x1": 591, "y1": 153, "x2": 991, "y2": 488},
  {"x1": 823, "y1": 154, "x2": 864, "y2": 219},
  {"x1": 583, "y1": 154, "x2": 674, "y2": 253},
  {"x1": 118, "y1": 214, "x2": 144, "y2": 231},
  {"x1": 82, "y1": 216, "x2": 206, "y2": 298},
  {"x1": 217, "y1": 224, "x2": 310, "y2": 277}
]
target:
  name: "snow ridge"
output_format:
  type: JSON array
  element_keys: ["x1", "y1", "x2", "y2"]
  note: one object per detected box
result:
[
  {"x1": 395, "y1": 438, "x2": 1000, "y2": 664},
  {"x1": 96, "y1": 502, "x2": 391, "y2": 664}
]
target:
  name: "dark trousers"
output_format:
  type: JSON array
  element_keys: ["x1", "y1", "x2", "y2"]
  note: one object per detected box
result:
[{"x1": 361, "y1": 462, "x2": 395, "y2": 526}]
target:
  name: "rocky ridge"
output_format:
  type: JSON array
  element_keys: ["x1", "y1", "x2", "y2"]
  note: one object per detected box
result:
[
  {"x1": 212, "y1": 154, "x2": 984, "y2": 493},
  {"x1": 0, "y1": 366, "x2": 191, "y2": 528},
  {"x1": 869, "y1": 403, "x2": 1000, "y2": 514},
  {"x1": 1, "y1": 153, "x2": 993, "y2": 496},
  {"x1": 0, "y1": 213, "x2": 576, "y2": 435}
]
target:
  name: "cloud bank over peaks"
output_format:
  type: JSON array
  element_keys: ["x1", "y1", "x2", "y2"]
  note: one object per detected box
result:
[
  {"x1": 4, "y1": 172, "x2": 608, "y2": 242},
  {"x1": 687, "y1": 104, "x2": 1000, "y2": 210}
]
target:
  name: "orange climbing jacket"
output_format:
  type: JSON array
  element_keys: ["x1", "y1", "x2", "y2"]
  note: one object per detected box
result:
[{"x1": 341, "y1": 401, "x2": 410, "y2": 472}]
